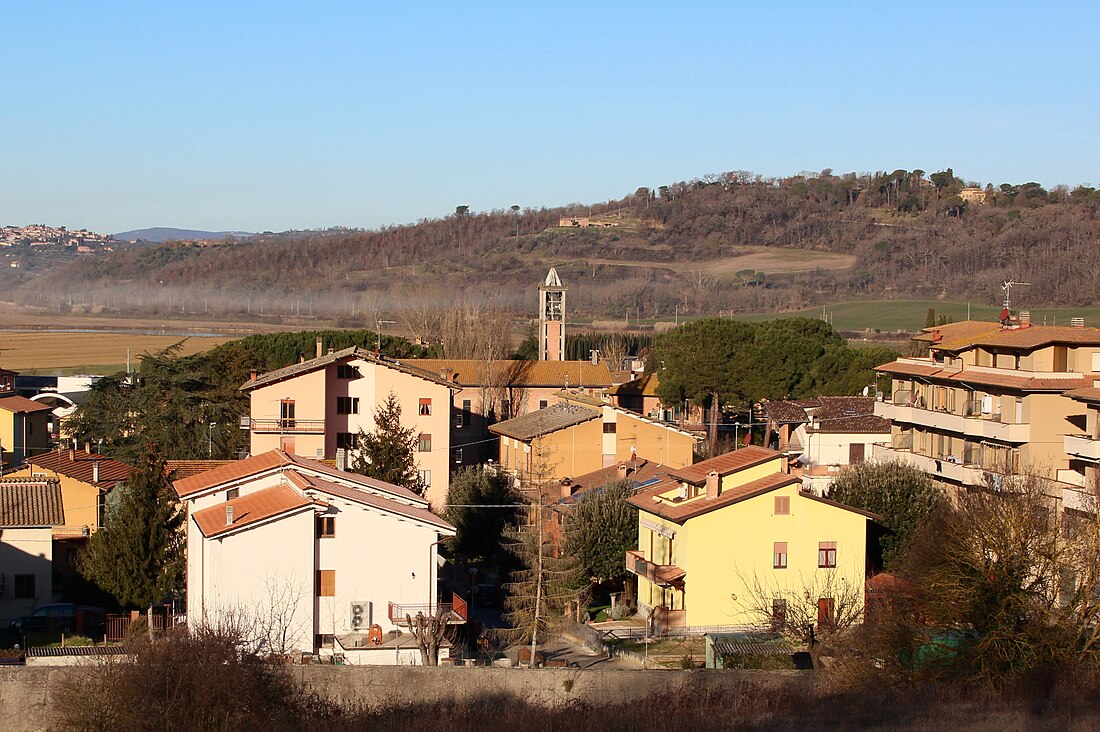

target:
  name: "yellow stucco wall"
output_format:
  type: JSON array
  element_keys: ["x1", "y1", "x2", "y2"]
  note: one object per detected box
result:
[
  {"x1": 614, "y1": 413, "x2": 695, "y2": 468},
  {"x1": 535, "y1": 419, "x2": 604, "y2": 479},
  {"x1": 636, "y1": 482, "x2": 869, "y2": 628}
]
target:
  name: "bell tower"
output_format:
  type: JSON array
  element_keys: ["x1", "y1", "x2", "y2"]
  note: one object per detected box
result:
[{"x1": 538, "y1": 268, "x2": 566, "y2": 361}]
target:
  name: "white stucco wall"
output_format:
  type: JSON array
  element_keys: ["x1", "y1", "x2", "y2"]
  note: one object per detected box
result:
[{"x1": 0, "y1": 527, "x2": 54, "y2": 623}]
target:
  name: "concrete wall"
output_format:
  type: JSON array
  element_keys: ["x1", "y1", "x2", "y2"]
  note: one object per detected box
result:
[{"x1": 0, "y1": 665, "x2": 807, "y2": 731}]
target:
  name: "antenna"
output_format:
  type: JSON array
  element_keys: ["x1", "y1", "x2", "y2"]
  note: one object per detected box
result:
[{"x1": 1002, "y1": 281, "x2": 1031, "y2": 310}]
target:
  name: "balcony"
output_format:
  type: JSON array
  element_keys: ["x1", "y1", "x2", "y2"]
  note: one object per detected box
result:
[
  {"x1": 875, "y1": 401, "x2": 1030, "y2": 443},
  {"x1": 1065, "y1": 434, "x2": 1100, "y2": 463},
  {"x1": 626, "y1": 549, "x2": 686, "y2": 587},
  {"x1": 388, "y1": 593, "x2": 467, "y2": 625},
  {"x1": 871, "y1": 443, "x2": 985, "y2": 487},
  {"x1": 243, "y1": 418, "x2": 326, "y2": 434}
]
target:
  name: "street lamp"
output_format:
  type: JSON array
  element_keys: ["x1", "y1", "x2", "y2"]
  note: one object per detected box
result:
[
  {"x1": 207, "y1": 423, "x2": 217, "y2": 458},
  {"x1": 376, "y1": 319, "x2": 396, "y2": 356}
]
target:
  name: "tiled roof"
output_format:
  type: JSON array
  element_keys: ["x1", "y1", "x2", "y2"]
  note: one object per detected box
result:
[
  {"x1": 915, "y1": 320, "x2": 1100, "y2": 352},
  {"x1": 28, "y1": 449, "x2": 132, "y2": 489},
  {"x1": 761, "y1": 399, "x2": 818, "y2": 424},
  {"x1": 628, "y1": 472, "x2": 801, "y2": 523},
  {"x1": 0, "y1": 395, "x2": 52, "y2": 414},
  {"x1": 166, "y1": 460, "x2": 236, "y2": 480},
  {"x1": 1064, "y1": 387, "x2": 1100, "y2": 404},
  {"x1": 173, "y1": 450, "x2": 425, "y2": 504},
  {"x1": 404, "y1": 359, "x2": 613, "y2": 388},
  {"x1": 877, "y1": 359, "x2": 1093, "y2": 392},
  {"x1": 0, "y1": 477, "x2": 65, "y2": 527},
  {"x1": 669, "y1": 446, "x2": 780, "y2": 486},
  {"x1": 875, "y1": 360, "x2": 944, "y2": 378},
  {"x1": 240, "y1": 347, "x2": 456, "y2": 392},
  {"x1": 545, "y1": 459, "x2": 674, "y2": 507},
  {"x1": 489, "y1": 402, "x2": 598, "y2": 441},
  {"x1": 192, "y1": 483, "x2": 318, "y2": 538},
  {"x1": 294, "y1": 473, "x2": 455, "y2": 532},
  {"x1": 805, "y1": 397, "x2": 890, "y2": 434},
  {"x1": 608, "y1": 372, "x2": 659, "y2": 398}
]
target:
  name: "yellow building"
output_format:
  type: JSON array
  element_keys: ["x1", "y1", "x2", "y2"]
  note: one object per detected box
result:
[
  {"x1": 490, "y1": 395, "x2": 698, "y2": 483},
  {"x1": 0, "y1": 394, "x2": 52, "y2": 470},
  {"x1": 626, "y1": 446, "x2": 877, "y2": 631},
  {"x1": 873, "y1": 319, "x2": 1100, "y2": 507}
]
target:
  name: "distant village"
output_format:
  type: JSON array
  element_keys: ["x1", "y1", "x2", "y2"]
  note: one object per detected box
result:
[{"x1": 2, "y1": 268, "x2": 1099, "y2": 679}]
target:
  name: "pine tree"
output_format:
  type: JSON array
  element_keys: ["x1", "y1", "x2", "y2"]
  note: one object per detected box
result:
[
  {"x1": 563, "y1": 479, "x2": 638, "y2": 583},
  {"x1": 80, "y1": 445, "x2": 184, "y2": 638},
  {"x1": 352, "y1": 392, "x2": 420, "y2": 491}
]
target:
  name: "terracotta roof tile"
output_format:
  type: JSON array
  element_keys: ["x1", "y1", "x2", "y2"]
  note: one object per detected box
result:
[
  {"x1": 607, "y1": 372, "x2": 660, "y2": 398},
  {"x1": 1065, "y1": 387, "x2": 1100, "y2": 404},
  {"x1": 192, "y1": 483, "x2": 316, "y2": 538},
  {"x1": 166, "y1": 460, "x2": 236, "y2": 480},
  {"x1": 0, "y1": 477, "x2": 65, "y2": 527},
  {"x1": 405, "y1": 359, "x2": 613, "y2": 388},
  {"x1": 240, "y1": 347, "x2": 456, "y2": 392},
  {"x1": 804, "y1": 397, "x2": 890, "y2": 434},
  {"x1": 761, "y1": 399, "x2": 818, "y2": 424},
  {"x1": 916, "y1": 320, "x2": 1100, "y2": 352},
  {"x1": 28, "y1": 449, "x2": 132, "y2": 489},
  {"x1": 944, "y1": 370, "x2": 1091, "y2": 391},
  {"x1": 628, "y1": 472, "x2": 801, "y2": 523},
  {"x1": 0, "y1": 395, "x2": 52, "y2": 414},
  {"x1": 875, "y1": 360, "x2": 944, "y2": 378},
  {"x1": 294, "y1": 473, "x2": 455, "y2": 532},
  {"x1": 669, "y1": 446, "x2": 780, "y2": 485},
  {"x1": 489, "y1": 402, "x2": 598, "y2": 441}
]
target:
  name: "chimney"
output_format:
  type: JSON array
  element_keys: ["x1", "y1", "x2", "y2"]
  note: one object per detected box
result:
[
  {"x1": 92, "y1": 461, "x2": 100, "y2": 483},
  {"x1": 336, "y1": 448, "x2": 346, "y2": 472},
  {"x1": 560, "y1": 478, "x2": 573, "y2": 500},
  {"x1": 1019, "y1": 310, "x2": 1031, "y2": 327},
  {"x1": 225, "y1": 504, "x2": 234, "y2": 526},
  {"x1": 249, "y1": 370, "x2": 258, "y2": 381},
  {"x1": 316, "y1": 337, "x2": 323, "y2": 359},
  {"x1": 1071, "y1": 317, "x2": 1086, "y2": 328},
  {"x1": 69, "y1": 448, "x2": 75, "y2": 462},
  {"x1": 617, "y1": 463, "x2": 630, "y2": 480},
  {"x1": 591, "y1": 351, "x2": 598, "y2": 366},
  {"x1": 85, "y1": 443, "x2": 92, "y2": 455},
  {"x1": 705, "y1": 470, "x2": 720, "y2": 500}
]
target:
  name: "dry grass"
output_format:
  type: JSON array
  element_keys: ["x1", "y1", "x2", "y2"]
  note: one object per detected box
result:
[
  {"x1": 0, "y1": 332, "x2": 233, "y2": 372},
  {"x1": 581, "y1": 246, "x2": 857, "y2": 278}
]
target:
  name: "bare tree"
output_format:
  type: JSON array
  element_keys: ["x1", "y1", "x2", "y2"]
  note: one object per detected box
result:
[{"x1": 406, "y1": 609, "x2": 450, "y2": 666}]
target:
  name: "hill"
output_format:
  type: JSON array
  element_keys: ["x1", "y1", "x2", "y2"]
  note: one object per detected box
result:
[
  {"x1": 112, "y1": 227, "x2": 254, "y2": 243},
  {"x1": 7, "y1": 169, "x2": 1100, "y2": 324}
]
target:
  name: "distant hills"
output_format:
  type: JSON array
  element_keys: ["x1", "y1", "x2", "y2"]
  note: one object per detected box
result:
[{"x1": 112, "y1": 227, "x2": 254, "y2": 243}]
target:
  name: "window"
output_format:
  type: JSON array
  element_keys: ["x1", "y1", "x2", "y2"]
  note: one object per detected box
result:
[
  {"x1": 226, "y1": 488, "x2": 240, "y2": 501},
  {"x1": 14, "y1": 574, "x2": 35, "y2": 599},
  {"x1": 418, "y1": 433, "x2": 431, "y2": 452},
  {"x1": 314, "y1": 634, "x2": 335, "y2": 648},
  {"x1": 500, "y1": 399, "x2": 511, "y2": 419},
  {"x1": 337, "y1": 432, "x2": 358, "y2": 450},
  {"x1": 454, "y1": 448, "x2": 463, "y2": 463},
  {"x1": 279, "y1": 399, "x2": 296, "y2": 428},
  {"x1": 336, "y1": 396, "x2": 359, "y2": 415},
  {"x1": 336, "y1": 364, "x2": 359, "y2": 379},
  {"x1": 316, "y1": 570, "x2": 335, "y2": 597},
  {"x1": 818, "y1": 597, "x2": 836, "y2": 628},
  {"x1": 539, "y1": 400, "x2": 548, "y2": 410},
  {"x1": 419, "y1": 398, "x2": 432, "y2": 416},
  {"x1": 316, "y1": 515, "x2": 335, "y2": 538},
  {"x1": 773, "y1": 542, "x2": 788, "y2": 569},
  {"x1": 603, "y1": 422, "x2": 617, "y2": 434},
  {"x1": 819, "y1": 541, "x2": 837, "y2": 569},
  {"x1": 457, "y1": 399, "x2": 472, "y2": 427},
  {"x1": 418, "y1": 470, "x2": 431, "y2": 487},
  {"x1": 771, "y1": 598, "x2": 787, "y2": 630},
  {"x1": 774, "y1": 496, "x2": 790, "y2": 515}
]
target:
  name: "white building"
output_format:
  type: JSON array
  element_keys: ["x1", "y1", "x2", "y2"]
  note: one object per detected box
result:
[
  {"x1": 0, "y1": 478, "x2": 65, "y2": 623},
  {"x1": 173, "y1": 450, "x2": 461, "y2": 664}
]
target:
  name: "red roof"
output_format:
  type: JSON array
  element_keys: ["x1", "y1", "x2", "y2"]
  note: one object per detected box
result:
[
  {"x1": 293, "y1": 472, "x2": 454, "y2": 532},
  {"x1": 669, "y1": 446, "x2": 780, "y2": 485},
  {"x1": 628, "y1": 472, "x2": 801, "y2": 523},
  {"x1": 192, "y1": 483, "x2": 319, "y2": 538},
  {"x1": 0, "y1": 395, "x2": 52, "y2": 414},
  {"x1": 28, "y1": 449, "x2": 132, "y2": 489}
]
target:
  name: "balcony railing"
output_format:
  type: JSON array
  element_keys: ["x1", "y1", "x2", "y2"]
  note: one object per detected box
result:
[
  {"x1": 244, "y1": 418, "x2": 326, "y2": 434},
  {"x1": 388, "y1": 593, "x2": 467, "y2": 625},
  {"x1": 891, "y1": 389, "x2": 913, "y2": 406},
  {"x1": 625, "y1": 549, "x2": 686, "y2": 587}
]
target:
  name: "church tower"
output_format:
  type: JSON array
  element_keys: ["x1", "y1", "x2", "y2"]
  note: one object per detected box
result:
[{"x1": 538, "y1": 268, "x2": 566, "y2": 361}]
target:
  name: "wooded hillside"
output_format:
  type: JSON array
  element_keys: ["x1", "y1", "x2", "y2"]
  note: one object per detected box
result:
[{"x1": 10, "y1": 168, "x2": 1100, "y2": 321}]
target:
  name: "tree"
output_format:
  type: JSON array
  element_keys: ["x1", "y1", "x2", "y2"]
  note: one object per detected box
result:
[
  {"x1": 649, "y1": 318, "x2": 756, "y2": 454},
  {"x1": 563, "y1": 479, "x2": 638, "y2": 583},
  {"x1": 352, "y1": 392, "x2": 420, "y2": 492},
  {"x1": 444, "y1": 466, "x2": 520, "y2": 564},
  {"x1": 827, "y1": 461, "x2": 945, "y2": 566},
  {"x1": 80, "y1": 446, "x2": 184, "y2": 638},
  {"x1": 406, "y1": 609, "x2": 450, "y2": 666}
]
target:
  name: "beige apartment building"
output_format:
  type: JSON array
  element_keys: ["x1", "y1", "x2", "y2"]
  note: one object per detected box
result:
[
  {"x1": 241, "y1": 347, "x2": 457, "y2": 508},
  {"x1": 491, "y1": 392, "x2": 698, "y2": 483},
  {"x1": 873, "y1": 319, "x2": 1100, "y2": 507}
]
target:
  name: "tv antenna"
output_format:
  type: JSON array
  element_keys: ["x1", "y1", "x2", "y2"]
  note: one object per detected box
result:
[{"x1": 1002, "y1": 281, "x2": 1030, "y2": 310}]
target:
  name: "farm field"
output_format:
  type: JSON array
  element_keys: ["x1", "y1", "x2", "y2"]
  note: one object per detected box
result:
[
  {"x1": 580, "y1": 246, "x2": 857, "y2": 278},
  {"x1": 0, "y1": 332, "x2": 234, "y2": 374}
]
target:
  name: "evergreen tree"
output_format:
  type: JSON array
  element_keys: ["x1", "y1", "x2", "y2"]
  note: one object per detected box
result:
[
  {"x1": 352, "y1": 392, "x2": 420, "y2": 491},
  {"x1": 80, "y1": 446, "x2": 184, "y2": 638},
  {"x1": 444, "y1": 466, "x2": 520, "y2": 563},
  {"x1": 563, "y1": 479, "x2": 638, "y2": 583},
  {"x1": 925, "y1": 308, "x2": 937, "y2": 329}
]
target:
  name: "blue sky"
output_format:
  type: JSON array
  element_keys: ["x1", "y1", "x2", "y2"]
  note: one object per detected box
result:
[{"x1": 2, "y1": 2, "x2": 1097, "y2": 233}]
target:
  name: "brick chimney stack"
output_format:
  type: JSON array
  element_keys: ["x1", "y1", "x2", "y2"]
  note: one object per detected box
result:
[{"x1": 706, "y1": 470, "x2": 720, "y2": 500}]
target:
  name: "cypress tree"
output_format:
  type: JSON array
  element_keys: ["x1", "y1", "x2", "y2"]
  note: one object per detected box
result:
[{"x1": 352, "y1": 391, "x2": 420, "y2": 491}]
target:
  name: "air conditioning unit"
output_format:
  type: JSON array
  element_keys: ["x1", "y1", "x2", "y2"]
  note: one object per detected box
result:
[{"x1": 350, "y1": 600, "x2": 371, "y2": 629}]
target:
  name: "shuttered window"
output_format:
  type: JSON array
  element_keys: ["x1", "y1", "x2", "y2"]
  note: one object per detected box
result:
[
  {"x1": 317, "y1": 570, "x2": 336, "y2": 597},
  {"x1": 818, "y1": 541, "x2": 837, "y2": 568},
  {"x1": 773, "y1": 542, "x2": 788, "y2": 569},
  {"x1": 774, "y1": 496, "x2": 790, "y2": 515}
]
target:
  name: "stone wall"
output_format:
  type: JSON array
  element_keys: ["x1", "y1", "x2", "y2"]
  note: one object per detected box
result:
[{"x1": 0, "y1": 665, "x2": 808, "y2": 731}]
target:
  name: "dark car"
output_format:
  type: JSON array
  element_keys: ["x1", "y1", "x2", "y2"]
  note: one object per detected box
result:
[{"x1": 9, "y1": 603, "x2": 107, "y2": 638}]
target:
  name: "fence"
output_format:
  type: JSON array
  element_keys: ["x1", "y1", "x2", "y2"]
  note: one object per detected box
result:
[{"x1": 105, "y1": 611, "x2": 181, "y2": 642}]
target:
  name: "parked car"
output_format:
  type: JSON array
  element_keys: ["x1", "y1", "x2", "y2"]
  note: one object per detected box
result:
[{"x1": 9, "y1": 603, "x2": 107, "y2": 638}]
